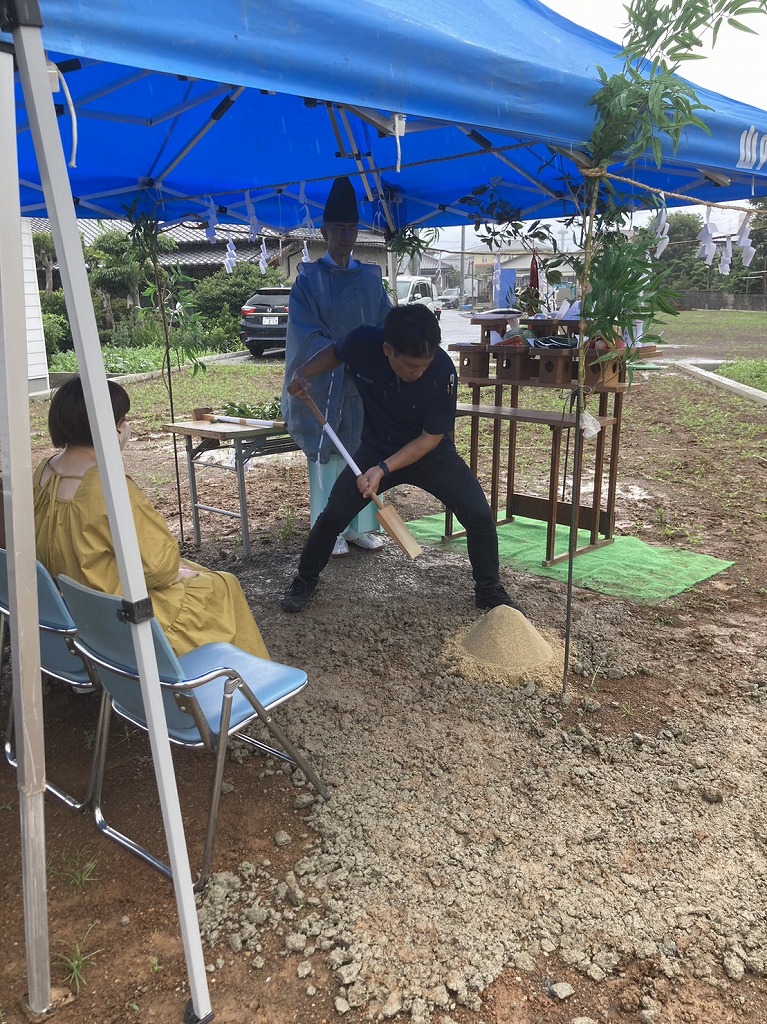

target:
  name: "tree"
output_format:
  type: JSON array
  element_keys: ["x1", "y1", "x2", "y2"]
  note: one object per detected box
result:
[
  {"x1": 653, "y1": 211, "x2": 703, "y2": 291},
  {"x1": 33, "y1": 231, "x2": 56, "y2": 296},
  {"x1": 747, "y1": 198, "x2": 767, "y2": 295},
  {"x1": 85, "y1": 226, "x2": 177, "y2": 330}
]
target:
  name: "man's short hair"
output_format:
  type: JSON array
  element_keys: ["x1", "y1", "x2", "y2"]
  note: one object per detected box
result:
[{"x1": 383, "y1": 304, "x2": 441, "y2": 358}]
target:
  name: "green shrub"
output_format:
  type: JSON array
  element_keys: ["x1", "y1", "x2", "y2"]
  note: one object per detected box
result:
[
  {"x1": 48, "y1": 342, "x2": 230, "y2": 376},
  {"x1": 48, "y1": 346, "x2": 161, "y2": 375},
  {"x1": 42, "y1": 313, "x2": 69, "y2": 358},
  {"x1": 40, "y1": 289, "x2": 68, "y2": 317},
  {"x1": 191, "y1": 264, "x2": 286, "y2": 326},
  {"x1": 40, "y1": 290, "x2": 73, "y2": 349},
  {"x1": 109, "y1": 317, "x2": 165, "y2": 349},
  {"x1": 201, "y1": 315, "x2": 240, "y2": 352}
]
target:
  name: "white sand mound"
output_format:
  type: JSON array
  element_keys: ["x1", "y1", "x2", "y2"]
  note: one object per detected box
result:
[
  {"x1": 441, "y1": 606, "x2": 567, "y2": 694},
  {"x1": 460, "y1": 606, "x2": 553, "y2": 669}
]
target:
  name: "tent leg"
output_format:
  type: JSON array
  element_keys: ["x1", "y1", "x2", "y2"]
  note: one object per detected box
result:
[
  {"x1": 0, "y1": 45, "x2": 52, "y2": 1016},
  {"x1": 10, "y1": 15, "x2": 213, "y2": 1021}
]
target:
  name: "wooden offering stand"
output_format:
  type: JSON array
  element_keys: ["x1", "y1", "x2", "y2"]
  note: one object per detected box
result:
[{"x1": 447, "y1": 314, "x2": 653, "y2": 565}]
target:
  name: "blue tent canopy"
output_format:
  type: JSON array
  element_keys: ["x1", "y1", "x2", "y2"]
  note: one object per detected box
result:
[{"x1": 8, "y1": 0, "x2": 767, "y2": 228}]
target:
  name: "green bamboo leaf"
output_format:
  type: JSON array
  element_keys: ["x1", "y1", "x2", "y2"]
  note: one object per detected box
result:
[{"x1": 727, "y1": 15, "x2": 759, "y2": 29}]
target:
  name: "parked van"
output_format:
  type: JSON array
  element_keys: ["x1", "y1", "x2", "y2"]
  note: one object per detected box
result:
[{"x1": 386, "y1": 275, "x2": 441, "y2": 320}]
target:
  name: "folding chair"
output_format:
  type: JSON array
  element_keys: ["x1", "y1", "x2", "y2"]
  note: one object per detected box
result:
[
  {"x1": 0, "y1": 548, "x2": 103, "y2": 810},
  {"x1": 57, "y1": 574, "x2": 328, "y2": 890}
]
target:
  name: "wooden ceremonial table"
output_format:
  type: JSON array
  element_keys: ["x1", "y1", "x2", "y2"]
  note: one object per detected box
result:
[
  {"x1": 163, "y1": 419, "x2": 299, "y2": 557},
  {"x1": 447, "y1": 319, "x2": 653, "y2": 566},
  {"x1": 450, "y1": 384, "x2": 623, "y2": 565}
]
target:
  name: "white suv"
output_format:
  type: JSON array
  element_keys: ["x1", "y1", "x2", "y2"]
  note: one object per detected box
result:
[{"x1": 389, "y1": 276, "x2": 441, "y2": 321}]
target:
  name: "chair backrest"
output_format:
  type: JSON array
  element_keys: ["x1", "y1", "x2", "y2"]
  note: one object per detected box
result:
[
  {"x1": 0, "y1": 547, "x2": 92, "y2": 687},
  {"x1": 56, "y1": 574, "x2": 195, "y2": 732}
]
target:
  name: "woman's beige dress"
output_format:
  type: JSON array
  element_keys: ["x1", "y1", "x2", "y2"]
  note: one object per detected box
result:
[{"x1": 33, "y1": 459, "x2": 269, "y2": 660}]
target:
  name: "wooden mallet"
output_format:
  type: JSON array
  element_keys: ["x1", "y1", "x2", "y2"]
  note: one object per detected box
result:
[
  {"x1": 192, "y1": 407, "x2": 286, "y2": 429},
  {"x1": 303, "y1": 397, "x2": 422, "y2": 560}
]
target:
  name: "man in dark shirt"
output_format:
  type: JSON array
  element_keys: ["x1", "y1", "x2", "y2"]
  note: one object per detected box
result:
[{"x1": 281, "y1": 304, "x2": 523, "y2": 615}]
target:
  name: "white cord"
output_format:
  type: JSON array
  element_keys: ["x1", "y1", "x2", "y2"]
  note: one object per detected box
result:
[
  {"x1": 56, "y1": 67, "x2": 78, "y2": 168},
  {"x1": 393, "y1": 114, "x2": 406, "y2": 174}
]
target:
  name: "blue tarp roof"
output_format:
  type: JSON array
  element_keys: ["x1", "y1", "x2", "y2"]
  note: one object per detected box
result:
[{"x1": 9, "y1": 0, "x2": 767, "y2": 229}]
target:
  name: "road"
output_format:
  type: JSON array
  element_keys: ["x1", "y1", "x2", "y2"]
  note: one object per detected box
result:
[{"x1": 438, "y1": 309, "x2": 477, "y2": 350}]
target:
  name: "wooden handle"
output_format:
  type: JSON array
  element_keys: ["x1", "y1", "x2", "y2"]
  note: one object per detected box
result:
[{"x1": 302, "y1": 396, "x2": 384, "y2": 510}]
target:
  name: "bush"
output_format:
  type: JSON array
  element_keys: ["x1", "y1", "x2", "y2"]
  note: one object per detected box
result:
[
  {"x1": 48, "y1": 346, "x2": 163, "y2": 375},
  {"x1": 109, "y1": 317, "x2": 165, "y2": 349},
  {"x1": 191, "y1": 264, "x2": 286, "y2": 326},
  {"x1": 42, "y1": 313, "x2": 69, "y2": 358},
  {"x1": 47, "y1": 341, "x2": 233, "y2": 376},
  {"x1": 192, "y1": 313, "x2": 240, "y2": 352},
  {"x1": 40, "y1": 290, "x2": 73, "y2": 350}
]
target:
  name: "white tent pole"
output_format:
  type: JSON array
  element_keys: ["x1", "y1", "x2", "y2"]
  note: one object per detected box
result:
[
  {"x1": 0, "y1": 46, "x2": 52, "y2": 1016},
  {"x1": 10, "y1": 14, "x2": 212, "y2": 1022}
]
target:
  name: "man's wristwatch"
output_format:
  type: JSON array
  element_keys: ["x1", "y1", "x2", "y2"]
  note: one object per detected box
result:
[{"x1": 378, "y1": 461, "x2": 392, "y2": 478}]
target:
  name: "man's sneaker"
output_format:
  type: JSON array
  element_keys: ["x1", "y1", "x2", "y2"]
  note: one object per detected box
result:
[
  {"x1": 332, "y1": 535, "x2": 350, "y2": 557},
  {"x1": 281, "y1": 577, "x2": 317, "y2": 613},
  {"x1": 348, "y1": 532, "x2": 385, "y2": 551},
  {"x1": 475, "y1": 586, "x2": 526, "y2": 615}
]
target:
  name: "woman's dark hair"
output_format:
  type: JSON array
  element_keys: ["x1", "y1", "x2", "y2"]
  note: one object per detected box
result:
[
  {"x1": 383, "y1": 304, "x2": 441, "y2": 358},
  {"x1": 48, "y1": 376, "x2": 130, "y2": 449}
]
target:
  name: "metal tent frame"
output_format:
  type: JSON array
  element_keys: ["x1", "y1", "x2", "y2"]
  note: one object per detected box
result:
[{"x1": 0, "y1": 5, "x2": 212, "y2": 1020}]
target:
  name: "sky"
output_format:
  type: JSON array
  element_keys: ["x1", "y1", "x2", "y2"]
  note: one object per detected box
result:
[{"x1": 437, "y1": 0, "x2": 766, "y2": 252}]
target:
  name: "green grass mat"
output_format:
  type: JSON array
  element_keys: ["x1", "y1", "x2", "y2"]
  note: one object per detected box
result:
[{"x1": 407, "y1": 513, "x2": 733, "y2": 605}]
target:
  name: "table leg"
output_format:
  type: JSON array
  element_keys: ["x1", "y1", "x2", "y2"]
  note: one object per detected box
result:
[
  {"x1": 571, "y1": 424, "x2": 584, "y2": 541},
  {"x1": 234, "y1": 439, "x2": 251, "y2": 558},
  {"x1": 546, "y1": 427, "x2": 563, "y2": 563},
  {"x1": 186, "y1": 435, "x2": 201, "y2": 546},
  {"x1": 505, "y1": 384, "x2": 519, "y2": 518},
  {"x1": 489, "y1": 383, "x2": 503, "y2": 519},
  {"x1": 469, "y1": 382, "x2": 480, "y2": 475},
  {"x1": 604, "y1": 390, "x2": 623, "y2": 541},
  {"x1": 589, "y1": 392, "x2": 608, "y2": 544}
]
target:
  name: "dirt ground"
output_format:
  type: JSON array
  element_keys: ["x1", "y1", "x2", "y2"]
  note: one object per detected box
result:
[{"x1": 2, "y1": 325, "x2": 767, "y2": 1024}]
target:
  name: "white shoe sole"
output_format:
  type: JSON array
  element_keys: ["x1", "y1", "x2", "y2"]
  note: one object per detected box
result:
[{"x1": 348, "y1": 535, "x2": 385, "y2": 551}]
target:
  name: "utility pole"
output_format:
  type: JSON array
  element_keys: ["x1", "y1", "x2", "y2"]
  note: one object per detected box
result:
[{"x1": 459, "y1": 225, "x2": 466, "y2": 307}]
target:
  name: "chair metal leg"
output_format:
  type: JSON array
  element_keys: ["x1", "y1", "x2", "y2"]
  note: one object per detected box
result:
[
  {"x1": 199, "y1": 686, "x2": 236, "y2": 889},
  {"x1": 91, "y1": 698, "x2": 216, "y2": 892},
  {"x1": 89, "y1": 684, "x2": 327, "y2": 891},
  {"x1": 91, "y1": 697, "x2": 177, "y2": 883},
  {"x1": 3, "y1": 656, "x2": 103, "y2": 813},
  {"x1": 238, "y1": 682, "x2": 329, "y2": 801}
]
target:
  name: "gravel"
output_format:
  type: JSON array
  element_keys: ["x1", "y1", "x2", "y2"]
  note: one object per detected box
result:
[{"x1": 194, "y1": 542, "x2": 767, "y2": 1022}]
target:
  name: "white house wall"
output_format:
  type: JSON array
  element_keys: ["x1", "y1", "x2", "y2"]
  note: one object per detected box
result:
[{"x1": 21, "y1": 218, "x2": 49, "y2": 394}]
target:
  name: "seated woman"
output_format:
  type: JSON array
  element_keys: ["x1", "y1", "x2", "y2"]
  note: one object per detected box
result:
[{"x1": 34, "y1": 376, "x2": 269, "y2": 660}]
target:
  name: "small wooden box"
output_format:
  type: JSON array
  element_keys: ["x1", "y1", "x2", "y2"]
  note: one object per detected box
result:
[
  {"x1": 536, "y1": 349, "x2": 574, "y2": 386},
  {"x1": 455, "y1": 346, "x2": 490, "y2": 378},
  {"x1": 584, "y1": 350, "x2": 621, "y2": 388},
  {"x1": 493, "y1": 347, "x2": 530, "y2": 381}
]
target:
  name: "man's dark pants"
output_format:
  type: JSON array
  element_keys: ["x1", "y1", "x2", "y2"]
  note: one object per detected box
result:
[{"x1": 296, "y1": 442, "x2": 502, "y2": 595}]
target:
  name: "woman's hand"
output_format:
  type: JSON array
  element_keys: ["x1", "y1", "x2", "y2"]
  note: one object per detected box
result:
[{"x1": 175, "y1": 564, "x2": 200, "y2": 581}]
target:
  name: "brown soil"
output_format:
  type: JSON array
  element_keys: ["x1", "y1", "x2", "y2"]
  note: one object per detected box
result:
[{"x1": 2, "y1": 333, "x2": 767, "y2": 1024}]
